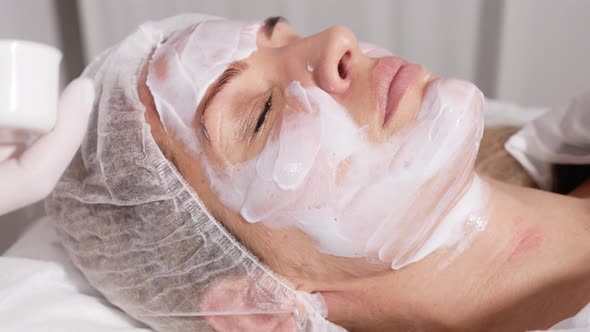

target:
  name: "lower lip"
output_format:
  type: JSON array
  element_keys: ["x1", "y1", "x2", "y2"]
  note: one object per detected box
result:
[{"x1": 384, "y1": 64, "x2": 421, "y2": 126}]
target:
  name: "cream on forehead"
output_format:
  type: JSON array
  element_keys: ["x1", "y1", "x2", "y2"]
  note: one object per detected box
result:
[{"x1": 146, "y1": 19, "x2": 261, "y2": 150}]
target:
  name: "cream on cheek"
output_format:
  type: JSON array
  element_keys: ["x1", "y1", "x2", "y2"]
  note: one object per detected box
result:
[{"x1": 147, "y1": 20, "x2": 490, "y2": 270}]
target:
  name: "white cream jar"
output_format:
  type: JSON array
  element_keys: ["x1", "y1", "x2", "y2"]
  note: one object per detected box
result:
[{"x1": 0, "y1": 40, "x2": 62, "y2": 143}]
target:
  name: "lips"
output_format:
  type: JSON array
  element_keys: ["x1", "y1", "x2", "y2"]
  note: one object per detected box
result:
[{"x1": 374, "y1": 57, "x2": 421, "y2": 127}]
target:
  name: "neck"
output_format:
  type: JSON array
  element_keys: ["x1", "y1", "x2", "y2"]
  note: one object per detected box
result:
[{"x1": 325, "y1": 176, "x2": 590, "y2": 331}]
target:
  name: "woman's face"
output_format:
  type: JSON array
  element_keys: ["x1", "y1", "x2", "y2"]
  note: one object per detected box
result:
[{"x1": 143, "y1": 17, "x2": 485, "y2": 277}]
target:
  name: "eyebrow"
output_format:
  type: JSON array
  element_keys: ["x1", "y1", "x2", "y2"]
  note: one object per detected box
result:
[
  {"x1": 199, "y1": 60, "x2": 248, "y2": 143},
  {"x1": 263, "y1": 16, "x2": 287, "y2": 39}
]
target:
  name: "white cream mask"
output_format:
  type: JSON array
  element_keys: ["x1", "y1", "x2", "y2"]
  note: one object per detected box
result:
[{"x1": 147, "y1": 20, "x2": 489, "y2": 269}]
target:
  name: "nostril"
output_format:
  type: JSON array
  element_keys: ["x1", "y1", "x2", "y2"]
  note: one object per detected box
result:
[
  {"x1": 338, "y1": 60, "x2": 345, "y2": 79},
  {"x1": 338, "y1": 51, "x2": 351, "y2": 80}
]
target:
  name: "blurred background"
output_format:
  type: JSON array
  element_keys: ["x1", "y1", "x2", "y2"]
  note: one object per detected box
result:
[{"x1": 1, "y1": 0, "x2": 589, "y2": 252}]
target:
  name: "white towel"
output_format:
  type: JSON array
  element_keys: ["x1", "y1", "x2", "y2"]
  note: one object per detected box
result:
[{"x1": 506, "y1": 91, "x2": 590, "y2": 190}]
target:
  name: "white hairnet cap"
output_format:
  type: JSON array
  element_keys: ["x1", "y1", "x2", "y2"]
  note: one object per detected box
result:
[{"x1": 46, "y1": 14, "x2": 345, "y2": 332}]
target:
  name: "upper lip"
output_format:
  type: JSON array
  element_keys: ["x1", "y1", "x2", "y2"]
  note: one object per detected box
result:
[{"x1": 373, "y1": 56, "x2": 408, "y2": 127}]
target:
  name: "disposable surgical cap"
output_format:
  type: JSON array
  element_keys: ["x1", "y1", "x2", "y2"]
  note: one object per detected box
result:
[{"x1": 45, "y1": 14, "x2": 344, "y2": 332}]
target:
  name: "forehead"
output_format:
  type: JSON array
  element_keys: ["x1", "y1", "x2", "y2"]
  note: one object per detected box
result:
[
  {"x1": 179, "y1": 19, "x2": 262, "y2": 103},
  {"x1": 184, "y1": 19, "x2": 261, "y2": 55}
]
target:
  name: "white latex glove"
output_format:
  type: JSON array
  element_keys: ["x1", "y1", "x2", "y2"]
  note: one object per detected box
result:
[{"x1": 0, "y1": 78, "x2": 94, "y2": 215}]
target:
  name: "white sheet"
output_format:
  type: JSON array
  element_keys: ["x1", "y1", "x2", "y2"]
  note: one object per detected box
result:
[
  {"x1": 506, "y1": 90, "x2": 590, "y2": 190},
  {"x1": 0, "y1": 216, "x2": 151, "y2": 332}
]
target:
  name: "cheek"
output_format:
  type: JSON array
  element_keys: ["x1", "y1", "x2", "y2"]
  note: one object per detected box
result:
[
  {"x1": 344, "y1": 88, "x2": 374, "y2": 127},
  {"x1": 266, "y1": 47, "x2": 316, "y2": 90},
  {"x1": 335, "y1": 157, "x2": 352, "y2": 185},
  {"x1": 151, "y1": 53, "x2": 169, "y2": 80}
]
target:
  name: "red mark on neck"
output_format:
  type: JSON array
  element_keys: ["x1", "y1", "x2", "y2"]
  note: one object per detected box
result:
[{"x1": 508, "y1": 217, "x2": 544, "y2": 260}]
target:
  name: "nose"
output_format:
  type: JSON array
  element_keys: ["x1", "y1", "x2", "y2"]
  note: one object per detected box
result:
[{"x1": 308, "y1": 26, "x2": 359, "y2": 94}]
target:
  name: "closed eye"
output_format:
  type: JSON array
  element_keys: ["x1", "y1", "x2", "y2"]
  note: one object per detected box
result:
[{"x1": 255, "y1": 94, "x2": 272, "y2": 133}]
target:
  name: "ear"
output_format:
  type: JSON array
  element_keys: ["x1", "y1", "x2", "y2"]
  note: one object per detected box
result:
[{"x1": 199, "y1": 274, "x2": 299, "y2": 332}]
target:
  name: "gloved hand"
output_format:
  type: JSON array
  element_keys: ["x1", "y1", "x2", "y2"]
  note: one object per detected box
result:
[{"x1": 0, "y1": 78, "x2": 95, "y2": 215}]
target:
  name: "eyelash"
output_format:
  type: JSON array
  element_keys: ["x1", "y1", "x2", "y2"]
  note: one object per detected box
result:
[{"x1": 255, "y1": 93, "x2": 272, "y2": 133}]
